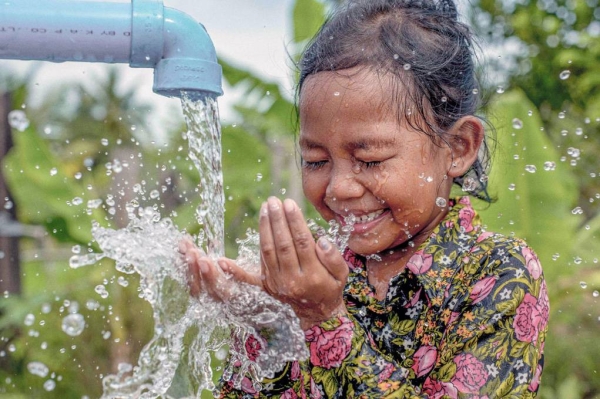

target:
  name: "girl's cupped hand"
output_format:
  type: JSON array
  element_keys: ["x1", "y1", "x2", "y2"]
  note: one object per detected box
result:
[{"x1": 260, "y1": 197, "x2": 349, "y2": 330}]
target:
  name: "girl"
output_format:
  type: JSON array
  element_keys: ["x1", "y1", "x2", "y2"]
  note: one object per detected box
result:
[{"x1": 181, "y1": 0, "x2": 549, "y2": 397}]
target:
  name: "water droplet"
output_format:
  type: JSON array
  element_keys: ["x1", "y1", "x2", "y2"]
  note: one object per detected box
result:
[
  {"x1": 512, "y1": 118, "x2": 523, "y2": 129},
  {"x1": 333, "y1": 91, "x2": 340, "y2": 97},
  {"x1": 574, "y1": 256, "x2": 583, "y2": 264},
  {"x1": 559, "y1": 70, "x2": 571, "y2": 80},
  {"x1": 441, "y1": 96, "x2": 448, "y2": 103},
  {"x1": 71, "y1": 197, "x2": 83, "y2": 206},
  {"x1": 280, "y1": 188, "x2": 287, "y2": 195},
  {"x1": 8, "y1": 110, "x2": 30, "y2": 132},
  {"x1": 558, "y1": 111, "x2": 566, "y2": 119},
  {"x1": 117, "y1": 276, "x2": 129, "y2": 287},
  {"x1": 403, "y1": 63, "x2": 411, "y2": 70},
  {"x1": 101, "y1": 138, "x2": 109, "y2": 146},
  {"x1": 575, "y1": 127, "x2": 583, "y2": 136},
  {"x1": 462, "y1": 177, "x2": 477, "y2": 192},
  {"x1": 87, "y1": 199, "x2": 102, "y2": 209},
  {"x1": 4, "y1": 200, "x2": 13, "y2": 210},
  {"x1": 496, "y1": 86, "x2": 505, "y2": 94},
  {"x1": 71, "y1": 245, "x2": 81, "y2": 254},
  {"x1": 552, "y1": 253, "x2": 560, "y2": 261},
  {"x1": 50, "y1": 168, "x2": 58, "y2": 176},
  {"x1": 543, "y1": 161, "x2": 556, "y2": 171},
  {"x1": 256, "y1": 173, "x2": 263, "y2": 182},
  {"x1": 393, "y1": 53, "x2": 399, "y2": 60},
  {"x1": 571, "y1": 207, "x2": 583, "y2": 215},
  {"x1": 580, "y1": 281, "x2": 588, "y2": 289},
  {"x1": 43, "y1": 379, "x2": 56, "y2": 391},
  {"x1": 435, "y1": 197, "x2": 447, "y2": 208},
  {"x1": 24, "y1": 314, "x2": 35, "y2": 326},
  {"x1": 95, "y1": 285, "x2": 109, "y2": 299},
  {"x1": 150, "y1": 190, "x2": 160, "y2": 199},
  {"x1": 508, "y1": 183, "x2": 516, "y2": 191},
  {"x1": 472, "y1": 88, "x2": 479, "y2": 95},
  {"x1": 27, "y1": 362, "x2": 49, "y2": 378},
  {"x1": 525, "y1": 165, "x2": 537, "y2": 173},
  {"x1": 593, "y1": 290, "x2": 599, "y2": 298},
  {"x1": 61, "y1": 313, "x2": 85, "y2": 336}
]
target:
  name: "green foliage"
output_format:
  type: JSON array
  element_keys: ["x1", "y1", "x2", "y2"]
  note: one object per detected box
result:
[
  {"x1": 293, "y1": 0, "x2": 327, "y2": 46},
  {"x1": 475, "y1": 89, "x2": 580, "y2": 279}
]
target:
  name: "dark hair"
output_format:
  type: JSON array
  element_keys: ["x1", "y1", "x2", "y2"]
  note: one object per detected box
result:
[{"x1": 297, "y1": 0, "x2": 492, "y2": 202}]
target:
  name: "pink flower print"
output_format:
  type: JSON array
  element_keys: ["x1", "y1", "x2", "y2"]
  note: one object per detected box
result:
[
  {"x1": 469, "y1": 276, "x2": 497, "y2": 305},
  {"x1": 458, "y1": 196, "x2": 471, "y2": 206},
  {"x1": 280, "y1": 388, "x2": 299, "y2": 399},
  {"x1": 458, "y1": 206, "x2": 475, "y2": 232},
  {"x1": 343, "y1": 249, "x2": 362, "y2": 270},
  {"x1": 537, "y1": 280, "x2": 550, "y2": 331},
  {"x1": 412, "y1": 345, "x2": 438, "y2": 377},
  {"x1": 522, "y1": 246, "x2": 542, "y2": 280},
  {"x1": 240, "y1": 376, "x2": 258, "y2": 395},
  {"x1": 514, "y1": 293, "x2": 543, "y2": 342},
  {"x1": 451, "y1": 353, "x2": 489, "y2": 394},
  {"x1": 528, "y1": 363, "x2": 543, "y2": 392},
  {"x1": 405, "y1": 287, "x2": 423, "y2": 309},
  {"x1": 291, "y1": 361, "x2": 301, "y2": 381},
  {"x1": 423, "y1": 377, "x2": 458, "y2": 399},
  {"x1": 305, "y1": 316, "x2": 354, "y2": 369},
  {"x1": 310, "y1": 377, "x2": 323, "y2": 399},
  {"x1": 378, "y1": 362, "x2": 396, "y2": 383},
  {"x1": 476, "y1": 231, "x2": 494, "y2": 243},
  {"x1": 244, "y1": 334, "x2": 263, "y2": 362},
  {"x1": 407, "y1": 251, "x2": 433, "y2": 275}
]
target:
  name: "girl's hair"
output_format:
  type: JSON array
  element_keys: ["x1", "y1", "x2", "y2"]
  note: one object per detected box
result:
[{"x1": 297, "y1": 0, "x2": 492, "y2": 202}]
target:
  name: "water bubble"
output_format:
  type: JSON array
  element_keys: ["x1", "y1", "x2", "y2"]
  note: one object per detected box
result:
[
  {"x1": 8, "y1": 110, "x2": 30, "y2": 132},
  {"x1": 150, "y1": 190, "x2": 160, "y2": 199},
  {"x1": 512, "y1": 118, "x2": 523, "y2": 129},
  {"x1": 575, "y1": 127, "x2": 583, "y2": 136},
  {"x1": 61, "y1": 313, "x2": 85, "y2": 337},
  {"x1": 574, "y1": 256, "x2": 583, "y2": 264},
  {"x1": 552, "y1": 253, "x2": 560, "y2": 261},
  {"x1": 508, "y1": 183, "x2": 516, "y2": 191},
  {"x1": 528, "y1": 110, "x2": 533, "y2": 116},
  {"x1": 567, "y1": 147, "x2": 580, "y2": 158},
  {"x1": 558, "y1": 111, "x2": 566, "y2": 119},
  {"x1": 525, "y1": 165, "x2": 537, "y2": 173},
  {"x1": 593, "y1": 290, "x2": 599, "y2": 298},
  {"x1": 441, "y1": 96, "x2": 448, "y2": 103},
  {"x1": 24, "y1": 314, "x2": 35, "y2": 326},
  {"x1": 472, "y1": 88, "x2": 479, "y2": 95},
  {"x1": 87, "y1": 199, "x2": 102, "y2": 209},
  {"x1": 403, "y1": 63, "x2": 411, "y2": 70},
  {"x1": 27, "y1": 362, "x2": 49, "y2": 378},
  {"x1": 71, "y1": 197, "x2": 83, "y2": 206},
  {"x1": 580, "y1": 281, "x2": 588, "y2": 289},
  {"x1": 50, "y1": 168, "x2": 58, "y2": 176},
  {"x1": 393, "y1": 53, "x2": 399, "y2": 60},
  {"x1": 461, "y1": 177, "x2": 477, "y2": 192},
  {"x1": 544, "y1": 161, "x2": 556, "y2": 171},
  {"x1": 435, "y1": 197, "x2": 447, "y2": 208},
  {"x1": 571, "y1": 207, "x2": 583, "y2": 215},
  {"x1": 559, "y1": 70, "x2": 571, "y2": 80},
  {"x1": 256, "y1": 173, "x2": 263, "y2": 182},
  {"x1": 43, "y1": 379, "x2": 56, "y2": 391},
  {"x1": 41, "y1": 303, "x2": 51, "y2": 314},
  {"x1": 95, "y1": 285, "x2": 109, "y2": 299},
  {"x1": 74, "y1": 172, "x2": 83, "y2": 180},
  {"x1": 333, "y1": 91, "x2": 340, "y2": 97},
  {"x1": 71, "y1": 245, "x2": 81, "y2": 254},
  {"x1": 101, "y1": 138, "x2": 109, "y2": 146},
  {"x1": 496, "y1": 86, "x2": 505, "y2": 94},
  {"x1": 86, "y1": 300, "x2": 100, "y2": 311},
  {"x1": 117, "y1": 276, "x2": 129, "y2": 287},
  {"x1": 4, "y1": 200, "x2": 13, "y2": 210}
]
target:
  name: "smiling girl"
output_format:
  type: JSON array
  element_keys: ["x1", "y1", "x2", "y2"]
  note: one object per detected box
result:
[{"x1": 181, "y1": 0, "x2": 548, "y2": 397}]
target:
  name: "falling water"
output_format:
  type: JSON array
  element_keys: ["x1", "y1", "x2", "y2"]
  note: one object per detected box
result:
[{"x1": 69, "y1": 93, "x2": 310, "y2": 398}]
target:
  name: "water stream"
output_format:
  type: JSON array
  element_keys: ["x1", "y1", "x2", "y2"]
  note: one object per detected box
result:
[{"x1": 69, "y1": 94, "x2": 311, "y2": 398}]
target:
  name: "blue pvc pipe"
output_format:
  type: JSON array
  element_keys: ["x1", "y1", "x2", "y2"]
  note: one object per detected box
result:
[{"x1": 0, "y1": 0, "x2": 222, "y2": 98}]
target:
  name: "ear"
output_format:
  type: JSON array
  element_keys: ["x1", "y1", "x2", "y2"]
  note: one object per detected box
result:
[{"x1": 446, "y1": 116, "x2": 485, "y2": 178}]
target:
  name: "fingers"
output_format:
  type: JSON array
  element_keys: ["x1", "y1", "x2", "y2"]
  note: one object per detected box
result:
[
  {"x1": 218, "y1": 258, "x2": 264, "y2": 288},
  {"x1": 283, "y1": 198, "x2": 318, "y2": 273},
  {"x1": 316, "y1": 236, "x2": 349, "y2": 283},
  {"x1": 262, "y1": 197, "x2": 301, "y2": 273}
]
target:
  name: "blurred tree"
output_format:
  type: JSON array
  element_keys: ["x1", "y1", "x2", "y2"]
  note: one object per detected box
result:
[{"x1": 472, "y1": 0, "x2": 600, "y2": 218}]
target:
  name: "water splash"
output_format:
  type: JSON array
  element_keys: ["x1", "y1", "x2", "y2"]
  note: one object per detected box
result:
[{"x1": 72, "y1": 94, "x2": 309, "y2": 398}]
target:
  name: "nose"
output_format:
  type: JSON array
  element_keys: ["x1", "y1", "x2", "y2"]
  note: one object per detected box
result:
[{"x1": 325, "y1": 164, "x2": 365, "y2": 203}]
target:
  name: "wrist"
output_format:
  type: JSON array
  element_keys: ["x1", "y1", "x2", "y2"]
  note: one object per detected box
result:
[{"x1": 299, "y1": 303, "x2": 348, "y2": 331}]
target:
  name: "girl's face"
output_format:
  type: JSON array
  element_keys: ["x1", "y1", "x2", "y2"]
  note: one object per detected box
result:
[{"x1": 299, "y1": 69, "x2": 454, "y2": 257}]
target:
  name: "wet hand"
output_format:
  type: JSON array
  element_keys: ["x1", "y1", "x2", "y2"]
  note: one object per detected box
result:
[
  {"x1": 260, "y1": 197, "x2": 349, "y2": 330},
  {"x1": 179, "y1": 238, "x2": 263, "y2": 301}
]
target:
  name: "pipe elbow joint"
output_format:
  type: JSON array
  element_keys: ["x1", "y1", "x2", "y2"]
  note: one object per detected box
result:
[{"x1": 152, "y1": 7, "x2": 223, "y2": 98}]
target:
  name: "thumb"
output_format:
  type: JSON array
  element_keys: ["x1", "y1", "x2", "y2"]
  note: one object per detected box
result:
[{"x1": 315, "y1": 237, "x2": 349, "y2": 283}]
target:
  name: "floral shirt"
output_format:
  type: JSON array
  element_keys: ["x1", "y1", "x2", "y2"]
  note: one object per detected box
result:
[{"x1": 219, "y1": 197, "x2": 549, "y2": 398}]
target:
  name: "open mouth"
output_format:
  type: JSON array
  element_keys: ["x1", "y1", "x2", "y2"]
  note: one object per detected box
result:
[{"x1": 340, "y1": 209, "x2": 390, "y2": 233}]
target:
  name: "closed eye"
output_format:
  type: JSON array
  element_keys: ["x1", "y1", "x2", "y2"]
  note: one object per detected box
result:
[
  {"x1": 359, "y1": 160, "x2": 382, "y2": 169},
  {"x1": 302, "y1": 160, "x2": 328, "y2": 170}
]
